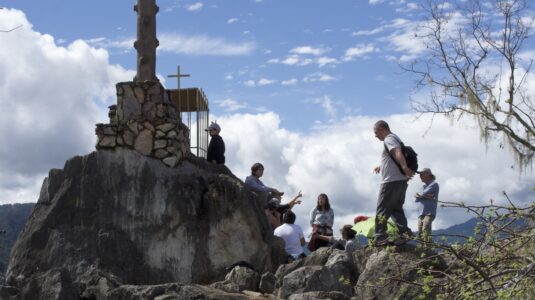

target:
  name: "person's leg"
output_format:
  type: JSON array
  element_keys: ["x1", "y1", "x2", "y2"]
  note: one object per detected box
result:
[
  {"x1": 389, "y1": 181, "x2": 411, "y2": 236},
  {"x1": 422, "y1": 215, "x2": 434, "y2": 241},
  {"x1": 375, "y1": 182, "x2": 395, "y2": 242},
  {"x1": 417, "y1": 216, "x2": 424, "y2": 238}
]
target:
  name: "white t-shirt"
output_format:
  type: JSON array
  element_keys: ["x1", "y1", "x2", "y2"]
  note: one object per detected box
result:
[
  {"x1": 274, "y1": 223, "x2": 304, "y2": 257},
  {"x1": 381, "y1": 133, "x2": 407, "y2": 183}
]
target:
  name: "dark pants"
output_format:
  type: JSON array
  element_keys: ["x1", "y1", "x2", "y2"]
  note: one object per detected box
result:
[{"x1": 375, "y1": 180, "x2": 410, "y2": 241}]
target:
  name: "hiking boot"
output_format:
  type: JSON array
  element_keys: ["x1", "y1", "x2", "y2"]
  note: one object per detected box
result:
[
  {"x1": 373, "y1": 239, "x2": 390, "y2": 247},
  {"x1": 393, "y1": 237, "x2": 409, "y2": 246}
]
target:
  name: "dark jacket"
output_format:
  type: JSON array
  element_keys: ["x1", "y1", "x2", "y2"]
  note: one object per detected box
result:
[{"x1": 207, "y1": 135, "x2": 225, "y2": 164}]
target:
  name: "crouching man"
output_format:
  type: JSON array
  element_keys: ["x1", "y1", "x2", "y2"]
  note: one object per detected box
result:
[{"x1": 274, "y1": 210, "x2": 306, "y2": 262}]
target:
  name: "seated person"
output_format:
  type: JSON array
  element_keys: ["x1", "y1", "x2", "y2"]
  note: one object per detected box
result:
[
  {"x1": 245, "y1": 162, "x2": 283, "y2": 201},
  {"x1": 308, "y1": 193, "x2": 334, "y2": 252},
  {"x1": 265, "y1": 191, "x2": 303, "y2": 229},
  {"x1": 316, "y1": 225, "x2": 360, "y2": 254},
  {"x1": 274, "y1": 210, "x2": 306, "y2": 261}
]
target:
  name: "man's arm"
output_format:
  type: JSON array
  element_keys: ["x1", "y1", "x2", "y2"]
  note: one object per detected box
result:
[{"x1": 391, "y1": 148, "x2": 414, "y2": 177}]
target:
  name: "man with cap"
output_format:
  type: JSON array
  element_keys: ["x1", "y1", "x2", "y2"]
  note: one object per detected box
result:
[
  {"x1": 415, "y1": 168, "x2": 439, "y2": 241},
  {"x1": 205, "y1": 121, "x2": 225, "y2": 164}
]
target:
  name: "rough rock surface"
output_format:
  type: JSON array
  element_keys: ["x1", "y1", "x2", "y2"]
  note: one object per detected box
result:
[
  {"x1": 276, "y1": 248, "x2": 356, "y2": 299},
  {"x1": 210, "y1": 266, "x2": 260, "y2": 293},
  {"x1": 355, "y1": 244, "x2": 446, "y2": 300},
  {"x1": 5, "y1": 148, "x2": 286, "y2": 299}
]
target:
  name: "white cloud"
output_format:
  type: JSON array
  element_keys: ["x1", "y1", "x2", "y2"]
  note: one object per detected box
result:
[
  {"x1": 290, "y1": 46, "x2": 327, "y2": 56},
  {"x1": 227, "y1": 18, "x2": 238, "y2": 24},
  {"x1": 303, "y1": 72, "x2": 337, "y2": 82},
  {"x1": 0, "y1": 9, "x2": 134, "y2": 203},
  {"x1": 396, "y1": 2, "x2": 419, "y2": 13},
  {"x1": 258, "y1": 78, "x2": 277, "y2": 86},
  {"x1": 215, "y1": 98, "x2": 247, "y2": 112},
  {"x1": 243, "y1": 80, "x2": 256, "y2": 87},
  {"x1": 317, "y1": 56, "x2": 339, "y2": 67},
  {"x1": 369, "y1": 0, "x2": 386, "y2": 4},
  {"x1": 216, "y1": 112, "x2": 533, "y2": 236},
  {"x1": 186, "y1": 2, "x2": 204, "y2": 12},
  {"x1": 314, "y1": 96, "x2": 337, "y2": 118},
  {"x1": 87, "y1": 34, "x2": 256, "y2": 56},
  {"x1": 282, "y1": 78, "x2": 299, "y2": 86},
  {"x1": 158, "y1": 33, "x2": 255, "y2": 56},
  {"x1": 344, "y1": 43, "x2": 378, "y2": 61}
]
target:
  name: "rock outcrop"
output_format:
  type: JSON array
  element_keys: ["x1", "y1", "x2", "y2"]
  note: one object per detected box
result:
[{"x1": 4, "y1": 148, "x2": 286, "y2": 299}]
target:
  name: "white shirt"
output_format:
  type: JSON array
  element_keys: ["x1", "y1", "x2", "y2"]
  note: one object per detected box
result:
[{"x1": 274, "y1": 223, "x2": 304, "y2": 257}]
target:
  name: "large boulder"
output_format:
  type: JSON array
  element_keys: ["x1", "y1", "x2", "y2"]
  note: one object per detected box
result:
[
  {"x1": 106, "y1": 283, "x2": 251, "y2": 300},
  {"x1": 5, "y1": 148, "x2": 286, "y2": 298},
  {"x1": 276, "y1": 248, "x2": 355, "y2": 299},
  {"x1": 355, "y1": 244, "x2": 446, "y2": 300}
]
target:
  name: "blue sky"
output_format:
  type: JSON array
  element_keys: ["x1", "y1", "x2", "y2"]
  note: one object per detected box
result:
[{"x1": 0, "y1": 0, "x2": 534, "y2": 234}]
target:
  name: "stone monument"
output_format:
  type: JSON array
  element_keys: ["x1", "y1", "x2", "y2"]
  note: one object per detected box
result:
[{"x1": 95, "y1": 0, "x2": 190, "y2": 167}]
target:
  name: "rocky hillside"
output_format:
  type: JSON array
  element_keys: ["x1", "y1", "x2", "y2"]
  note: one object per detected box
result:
[{"x1": 1, "y1": 148, "x2": 287, "y2": 299}]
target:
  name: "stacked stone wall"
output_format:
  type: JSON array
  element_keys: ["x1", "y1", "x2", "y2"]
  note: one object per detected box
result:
[{"x1": 95, "y1": 81, "x2": 190, "y2": 167}]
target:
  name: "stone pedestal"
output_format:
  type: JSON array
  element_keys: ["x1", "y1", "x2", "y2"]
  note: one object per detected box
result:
[{"x1": 96, "y1": 81, "x2": 190, "y2": 167}]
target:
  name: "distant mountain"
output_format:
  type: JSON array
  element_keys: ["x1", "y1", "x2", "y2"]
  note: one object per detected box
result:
[
  {"x1": 433, "y1": 217, "x2": 479, "y2": 244},
  {"x1": 0, "y1": 203, "x2": 34, "y2": 274}
]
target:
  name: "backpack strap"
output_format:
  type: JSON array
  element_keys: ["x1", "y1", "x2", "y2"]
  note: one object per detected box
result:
[{"x1": 384, "y1": 142, "x2": 405, "y2": 174}]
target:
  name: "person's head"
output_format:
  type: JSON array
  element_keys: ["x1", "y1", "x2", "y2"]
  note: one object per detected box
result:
[
  {"x1": 266, "y1": 198, "x2": 279, "y2": 211},
  {"x1": 283, "y1": 210, "x2": 296, "y2": 224},
  {"x1": 316, "y1": 193, "x2": 331, "y2": 211},
  {"x1": 341, "y1": 225, "x2": 357, "y2": 241},
  {"x1": 205, "y1": 122, "x2": 221, "y2": 137},
  {"x1": 373, "y1": 120, "x2": 391, "y2": 141},
  {"x1": 251, "y1": 162, "x2": 265, "y2": 177},
  {"x1": 418, "y1": 168, "x2": 435, "y2": 183}
]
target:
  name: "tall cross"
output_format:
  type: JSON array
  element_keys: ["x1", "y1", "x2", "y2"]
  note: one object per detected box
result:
[
  {"x1": 134, "y1": 0, "x2": 159, "y2": 82},
  {"x1": 168, "y1": 65, "x2": 190, "y2": 90}
]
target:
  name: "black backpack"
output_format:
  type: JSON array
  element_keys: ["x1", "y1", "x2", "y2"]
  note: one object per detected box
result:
[{"x1": 384, "y1": 142, "x2": 418, "y2": 174}]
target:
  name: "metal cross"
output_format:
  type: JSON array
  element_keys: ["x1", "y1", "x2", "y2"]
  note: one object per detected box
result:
[{"x1": 168, "y1": 65, "x2": 190, "y2": 89}]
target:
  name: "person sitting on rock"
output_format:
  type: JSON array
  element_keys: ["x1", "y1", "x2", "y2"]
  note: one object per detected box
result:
[
  {"x1": 264, "y1": 191, "x2": 303, "y2": 230},
  {"x1": 274, "y1": 210, "x2": 306, "y2": 262},
  {"x1": 244, "y1": 162, "x2": 283, "y2": 202},
  {"x1": 308, "y1": 193, "x2": 334, "y2": 252},
  {"x1": 205, "y1": 122, "x2": 225, "y2": 164},
  {"x1": 316, "y1": 225, "x2": 360, "y2": 254}
]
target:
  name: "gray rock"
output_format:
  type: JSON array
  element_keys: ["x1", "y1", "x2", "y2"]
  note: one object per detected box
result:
[
  {"x1": 0, "y1": 285, "x2": 19, "y2": 300},
  {"x1": 134, "y1": 87, "x2": 145, "y2": 103},
  {"x1": 19, "y1": 268, "x2": 78, "y2": 300},
  {"x1": 80, "y1": 269, "x2": 122, "y2": 300},
  {"x1": 108, "y1": 283, "x2": 251, "y2": 300},
  {"x1": 155, "y1": 130, "x2": 166, "y2": 139},
  {"x1": 224, "y1": 266, "x2": 260, "y2": 292},
  {"x1": 156, "y1": 123, "x2": 175, "y2": 133},
  {"x1": 154, "y1": 149, "x2": 169, "y2": 159},
  {"x1": 119, "y1": 94, "x2": 142, "y2": 120},
  {"x1": 288, "y1": 291, "x2": 350, "y2": 300},
  {"x1": 134, "y1": 129, "x2": 153, "y2": 155},
  {"x1": 166, "y1": 130, "x2": 177, "y2": 139},
  {"x1": 259, "y1": 272, "x2": 276, "y2": 294},
  {"x1": 162, "y1": 156, "x2": 178, "y2": 167},
  {"x1": 277, "y1": 249, "x2": 355, "y2": 299},
  {"x1": 143, "y1": 121, "x2": 155, "y2": 132},
  {"x1": 154, "y1": 139, "x2": 167, "y2": 150},
  {"x1": 6, "y1": 149, "x2": 286, "y2": 299},
  {"x1": 355, "y1": 244, "x2": 446, "y2": 300},
  {"x1": 123, "y1": 131, "x2": 135, "y2": 147},
  {"x1": 99, "y1": 136, "x2": 116, "y2": 148},
  {"x1": 127, "y1": 121, "x2": 139, "y2": 135}
]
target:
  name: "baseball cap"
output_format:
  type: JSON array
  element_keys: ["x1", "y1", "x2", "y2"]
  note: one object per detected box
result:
[
  {"x1": 205, "y1": 122, "x2": 221, "y2": 132},
  {"x1": 416, "y1": 168, "x2": 433, "y2": 175}
]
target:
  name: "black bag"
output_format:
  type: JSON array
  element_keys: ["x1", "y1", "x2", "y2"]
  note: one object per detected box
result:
[{"x1": 384, "y1": 142, "x2": 418, "y2": 174}]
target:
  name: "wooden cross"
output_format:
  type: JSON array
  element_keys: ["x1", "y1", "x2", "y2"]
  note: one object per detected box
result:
[{"x1": 168, "y1": 65, "x2": 190, "y2": 90}]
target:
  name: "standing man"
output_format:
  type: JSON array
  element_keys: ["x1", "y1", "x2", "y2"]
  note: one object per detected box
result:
[
  {"x1": 372, "y1": 120, "x2": 414, "y2": 246},
  {"x1": 205, "y1": 122, "x2": 225, "y2": 164},
  {"x1": 415, "y1": 168, "x2": 439, "y2": 241},
  {"x1": 274, "y1": 210, "x2": 306, "y2": 262}
]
